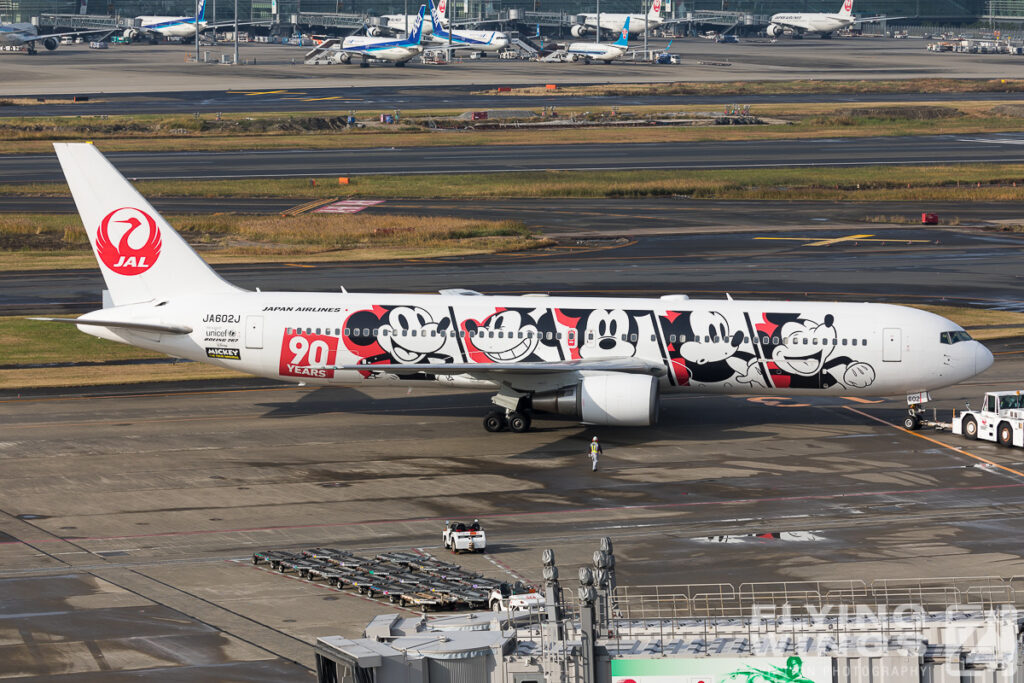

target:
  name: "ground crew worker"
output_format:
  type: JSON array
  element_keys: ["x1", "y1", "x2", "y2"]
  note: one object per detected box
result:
[{"x1": 588, "y1": 436, "x2": 602, "y2": 472}]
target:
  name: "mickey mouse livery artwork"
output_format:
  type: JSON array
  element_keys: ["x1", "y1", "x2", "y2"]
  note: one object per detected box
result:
[{"x1": 43, "y1": 143, "x2": 995, "y2": 434}]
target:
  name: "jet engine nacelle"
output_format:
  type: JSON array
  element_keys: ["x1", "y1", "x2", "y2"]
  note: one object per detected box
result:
[
  {"x1": 367, "y1": 26, "x2": 383, "y2": 36},
  {"x1": 531, "y1": 374, "x2": 659, "y2": 426},
  {"x1": 766, "y1": 23, "x2": 784, "y2": 37},
  {"x1": 123, "y1": 28, "x2": 139, "y2": 40},
  {"x1": 42, "y1": 37, "x2": 59, "y2": 50},
  {"x1": 570, "y1": 23, "x2": 587, "y2": 38}
]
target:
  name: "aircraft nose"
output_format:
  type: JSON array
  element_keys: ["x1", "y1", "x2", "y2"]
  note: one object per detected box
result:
[{"x1": 975, "y1": 342, "x2": 994, "y2": 375}]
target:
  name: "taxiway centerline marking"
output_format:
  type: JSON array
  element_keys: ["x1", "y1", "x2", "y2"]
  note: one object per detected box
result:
[{"x1": 844, "y1": 405, "x2": 1024, "y2": 479}]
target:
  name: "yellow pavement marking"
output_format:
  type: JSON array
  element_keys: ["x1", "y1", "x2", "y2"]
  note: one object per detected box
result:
[
  {"x1": 284, "y1": 263, "x2": 318, "y2": 268},
  {"x1": 226, "y1": 90, "x2": 307, "y2": 96},
  {"x1": 845, "y1": 405, "x2": 1024, "y2": 479},
  {"x1": 755, "y1": 234, "x2": 931, "y2": 247},
  {"x1": 841, "y1": 396, "x2": 884, "y2": 404},
  {"x1": 301, "y1": 96, "x2": 361, "y2": 102}
]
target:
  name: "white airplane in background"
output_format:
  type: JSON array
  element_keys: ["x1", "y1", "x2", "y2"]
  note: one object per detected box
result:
[
  {"x1": 127, "y1": 0, "x2": 209, "y2": 39},
  {"x1": 427, "y1": 0, "x2": 508, "y2": 53},
  {"x1": 0, "y1": 21, "x2": 104, "y2": 53},
  {"x1": 124, "y1": 0, "x2": 269, "y2": 41},
  {"x1": 39, "y1": 143, "x2": 993, "y2": 434},
  {"x1": 566, "y1": 16, "x2": 630, "y2": 63},
  {"x1": 766, "y1": 0, "x2": 899, "y2": 38},
  {"x1": 374, "y1": 0, "x2": 444, "y2": 36},
  {"x1": 333, "y1": 5, "x2": 426, "y2": 65},
  {"x1": 571, "y1": 0, "x2": 661, "y2": 38}
]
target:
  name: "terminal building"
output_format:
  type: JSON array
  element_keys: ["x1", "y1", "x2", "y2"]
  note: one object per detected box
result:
[
  {"x1": 312, "y1": 543, "x2": 1024, "y2": 683},
  {"x1": 0, "y1": 0, "x2": 996, "y2": 27}
]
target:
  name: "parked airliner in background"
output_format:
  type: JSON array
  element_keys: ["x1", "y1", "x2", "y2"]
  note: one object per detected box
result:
[
  {"x1": 428, "y1": 0, "x2": 508, "y2": 53},
  {"x1": 334, "y1": 5, "x2": 426, "y2": 64},
  {"x1": 374, "y1": 0, "x2": 444, "y2": 36},
  {"x1": 0, "y1": 21, "x2": 103, "y2": 53},
  {"x1": 566, "y1": 17, "x2": 630, "y2": 63},
  {"x1": 127, "y1": 0, "x2": 208, "y2": 39},
  {"x1": 40, "y1": 143, "x2": 993, "y2": 433},
  {"x1": 571, "y1": 0, "x2": 661, "y2": 38},
  {"x1": 766, "y1": 0, "x2": 899, "y2": 38}
]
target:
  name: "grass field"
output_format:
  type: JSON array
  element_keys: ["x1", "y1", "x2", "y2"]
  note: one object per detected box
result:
[
  {"x1": 1, "y1": 98, "x2": 1023, "y2": 154},
  {"x1": 2, "y1": 305, "x2": 1020, "y2": 389},
  {"x1": 0, "y1": 212, "x2": 546, "y2": 271},
  {"x1": 6, "y1": 164, "x2": 1024, "y2": 203}
]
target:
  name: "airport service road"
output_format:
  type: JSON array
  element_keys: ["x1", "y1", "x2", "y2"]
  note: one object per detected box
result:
[
  {"x1": 3, "y1": 196, "x2": 1024, "y2": 230},
  {"x1": 17, "y1": 86, "x2": 1024, "y2": 117},
  {"x1": 4, "y1": 225, "x2": 1024, "y2": 316},
  {"x1": 2, "y1": 351, "x2": 1024, "y2": 679},
  {"x1": 6, "y1": 134, "x2": 1024, "y2": 182}
]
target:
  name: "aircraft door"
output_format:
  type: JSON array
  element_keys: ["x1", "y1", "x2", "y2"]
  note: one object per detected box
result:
[
  {"x1": 245, "y1": 315, "x2": 264, "y2": 349},
  {"x1": 882, "y1": 327, "x2": 901, "y2": 362}
]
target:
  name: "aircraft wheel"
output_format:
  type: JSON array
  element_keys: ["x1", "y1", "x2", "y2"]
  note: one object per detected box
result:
[
  {"x1": 999, "y1": 422, "x2": 1013, "y2": 447},
  {"x1": 963, "y1": 416, "x2": 978, "y2": 440},
  {"x1": 484, "y1": 410, "x2": 507, "y2": 432},
  {"x1": 508, "y1": 411, "x2": 531, "y2": 433},
  {"x1": 903, "y1": 416, "x2": 920, "y2": 431}
]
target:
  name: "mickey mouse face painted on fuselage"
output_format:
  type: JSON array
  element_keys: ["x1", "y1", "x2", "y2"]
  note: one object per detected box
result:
[
  {"x1": 580, "y1": 309, "x2": 636, "y2": 359},
  {"x1": 378, "y1": 306, "x2": 450, "y2": 362},
  {"x1": 772, "y1": 314, "x2": 836, "y2": 376},
  {"x1": 466, "y1": 310, "x2": 539, "y2": 362},
  {"x1": 678, "y1": 311, "x2": 744, "y2": 365}
]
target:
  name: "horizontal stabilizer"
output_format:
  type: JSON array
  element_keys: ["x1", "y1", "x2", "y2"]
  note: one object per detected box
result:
[
  {"x1": 332, "y1": 357, "x2": 666, "y2": 376},
  {"x1": 30, "y1": 317, "x2": 193, "y2": 335}
]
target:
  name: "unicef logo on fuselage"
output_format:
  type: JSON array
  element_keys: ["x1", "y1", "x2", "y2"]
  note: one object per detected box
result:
[{"x1": 95, "y1": 207, "x2": 162, "y2": 276}]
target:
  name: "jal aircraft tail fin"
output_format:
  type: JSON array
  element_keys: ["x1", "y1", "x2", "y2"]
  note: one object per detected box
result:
[
  {"x1": 613, "y1": 16, "x2": 629, "y2": 46},
  {"x1": 54, "y1": 143, "x2": 241, "y2": 307},
  {"x1": 436, "y1": 0, "x2": 447, "y2": 26},
  {"x1": 837, "y1": 0, "x2": 853, "y2": 18},
  {"x1": 648, "y1": 0, "x2": 662, "y2": 21}
]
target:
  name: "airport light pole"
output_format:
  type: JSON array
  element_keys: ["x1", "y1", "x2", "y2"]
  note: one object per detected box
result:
[
  {"x1": 194, "y1": 0, "x2": 199, "y2": 62},
  {"x1": 233, "y1": 0, "x2": 238, "y2": 63},
  {"x1": 404, "y1": 0, "x2": 408, "y2": 37}
]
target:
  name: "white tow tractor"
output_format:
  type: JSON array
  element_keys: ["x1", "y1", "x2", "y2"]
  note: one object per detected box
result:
[
  {"x1": 443, "y1": 519, "x2": 486, "y2": 553},
  {"x1": 953, "y1": 391, "x2": 1024, "y2": 446},
  {"x1": 489, "y1": 580, "x2": 546, "y2": 612}
]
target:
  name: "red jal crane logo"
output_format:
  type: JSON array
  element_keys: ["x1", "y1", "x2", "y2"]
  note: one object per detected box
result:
[{"x1": 95, "y1": 207, "x2": 162, "y2": 276}]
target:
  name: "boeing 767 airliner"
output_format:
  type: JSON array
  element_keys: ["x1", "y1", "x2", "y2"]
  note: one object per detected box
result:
[{"x1": 36, "y1": 143, "x2": 993, "y2": 433}]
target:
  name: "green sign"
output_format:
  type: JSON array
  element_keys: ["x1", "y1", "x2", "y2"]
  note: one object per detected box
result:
[{"x1": 611, "y1": 655, "x2": 829, "y2": 683}]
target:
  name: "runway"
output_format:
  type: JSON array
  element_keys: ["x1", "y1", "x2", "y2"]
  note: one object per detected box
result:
[
  {"x1": 7, "y1": 133, "x2": 1024, "y2": 182},
  {"x1": 16, "y1": 85, "x2": 1024, "y2": 117},
  {"x1": 5, "y1": 224, "x2": 1024, "y2": 315}
]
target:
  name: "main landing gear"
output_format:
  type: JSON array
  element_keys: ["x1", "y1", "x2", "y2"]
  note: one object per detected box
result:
[{"x1": 483, "y1": 409, "x2": 532, "y2": 433}]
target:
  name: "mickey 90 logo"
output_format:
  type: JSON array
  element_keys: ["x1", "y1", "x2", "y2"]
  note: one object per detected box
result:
[{"x1": 96, "y1": 207, "x2": 162, "y2": 276}]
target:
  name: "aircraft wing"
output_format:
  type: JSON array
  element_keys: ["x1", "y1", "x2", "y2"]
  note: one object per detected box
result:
[
  {"x1": 851, "y1": 14, "x2": 909, "y2": 23},
  {"x1": 25, "y1": 28, "x2": 110, "y2": 40},
  {"x1": 332, "y1": 357, "x2": 667, "y2": 376},
  {"x1": 30, "y1": 317, "x2": 193, "y2": 335}
]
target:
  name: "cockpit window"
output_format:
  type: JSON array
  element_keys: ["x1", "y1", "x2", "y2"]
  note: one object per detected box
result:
[{"x1": 940, "y1": 331, "x2": 973, "y2": 344}]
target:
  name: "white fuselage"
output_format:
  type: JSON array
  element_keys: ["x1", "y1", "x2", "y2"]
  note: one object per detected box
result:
[
  {"x1": 137, "y1": 15, "x2": 203, "y2": 38},
  {"x1": 768, "y1": 12, "x2": 851, "y2": 35},
  {"x1": 579, "y1": 12, "x2": 660, "y2": 35},
  {"x1": 428, "y1": 28, "x2": 508, "y2": 52},
  {"x1": 0, "y1": 23, "x2": 36, "y2": 46},
  {"x1": 381, "y1": 13, "x2": 438, "y2": 35},
  {"x1": 79, "y1": 293, "x2": 990, "y2": 398},
  {"x1": 341, "y1": 35, "x2": 423, "y2": 61},
  {"x1": 566, "y1": 40, "x2": 626, "y2": 61}
]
